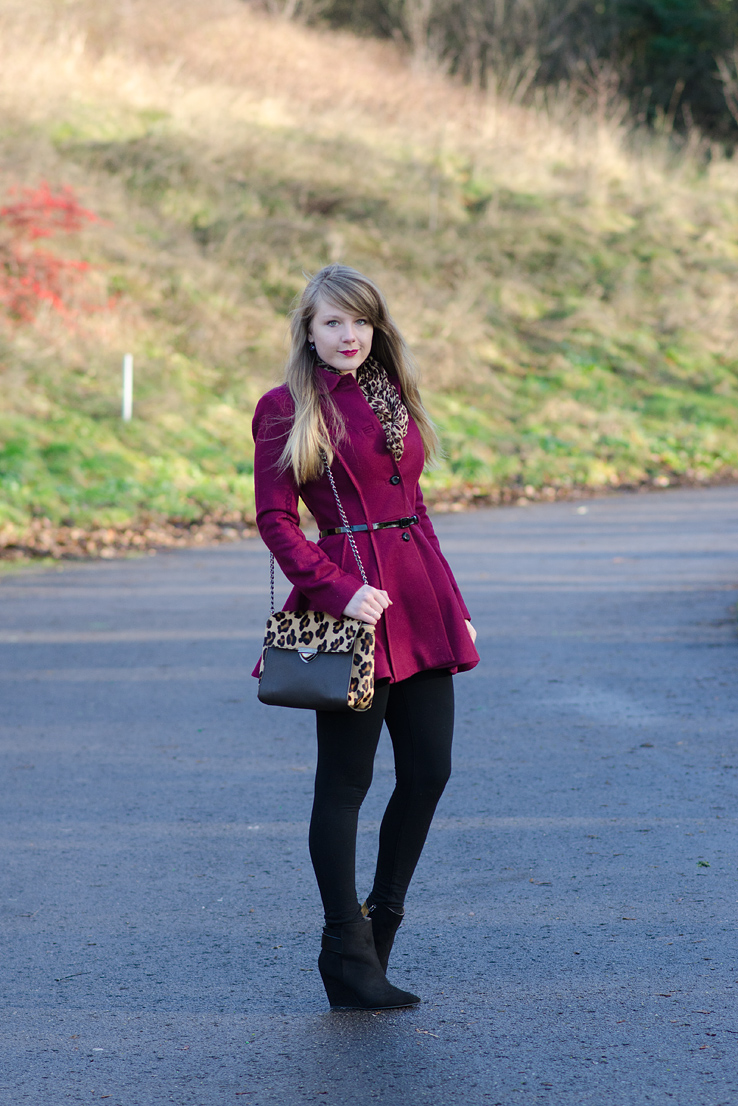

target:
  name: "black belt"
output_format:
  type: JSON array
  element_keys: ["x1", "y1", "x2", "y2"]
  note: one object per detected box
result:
[{"x1": 319, "y1": 515, "x2": 419, "y2": 539}]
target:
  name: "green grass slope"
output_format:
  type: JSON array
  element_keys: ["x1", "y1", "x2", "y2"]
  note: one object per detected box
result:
[{"x1": 1, "y1": 0, "x2": 737, "y2": 556}]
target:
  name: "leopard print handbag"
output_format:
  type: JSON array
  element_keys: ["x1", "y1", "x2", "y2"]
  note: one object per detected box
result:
[
  {"x1": 257, "y1": 610, "x2": 375, "y2": 712},
  {"x1": 257, "y1": 454, "x2": 376, "y2": 712}
]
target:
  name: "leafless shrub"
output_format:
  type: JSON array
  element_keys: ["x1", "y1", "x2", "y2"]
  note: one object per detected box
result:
[
  {"x1": 251, "y1": 0, "x2": 331, "y2": 23},
  {"x1": 716, "y1": 51, "x2": 738, "y2": 128}
]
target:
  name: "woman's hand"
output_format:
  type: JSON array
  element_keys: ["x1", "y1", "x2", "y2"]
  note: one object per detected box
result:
[
  {"x1": 343, "y1": 584, "x2": 392, "y2": 625},
  {"x1": 465, "y1": 620, "x2": 477, "y2": 643}
]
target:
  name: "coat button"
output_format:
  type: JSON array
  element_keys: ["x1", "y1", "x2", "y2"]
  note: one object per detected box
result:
[
  {"x1": 401, "y1": 532, "x2": 410, "y2": 542},
  {"x1": 389, "y1": 475, "x2": 400, "y2": 485}
]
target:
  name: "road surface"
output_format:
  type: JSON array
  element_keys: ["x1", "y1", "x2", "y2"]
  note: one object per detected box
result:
[{"x1": 1, "y1": 486, "x2": 737, "y2": 1105}]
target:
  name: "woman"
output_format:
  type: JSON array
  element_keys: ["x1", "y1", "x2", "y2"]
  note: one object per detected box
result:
[{"x1": 253, "y1": 264, "x2": 479, "y2": 1011}]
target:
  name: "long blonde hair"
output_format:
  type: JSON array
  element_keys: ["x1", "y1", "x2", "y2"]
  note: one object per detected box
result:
[{"x1": 281, "y1": 265, "x2": 439, "y2": 483}]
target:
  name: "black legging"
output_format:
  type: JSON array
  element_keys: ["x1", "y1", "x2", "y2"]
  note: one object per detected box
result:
[{"x1": 309, "y1": 668, "x2": 454, "y2": 927}]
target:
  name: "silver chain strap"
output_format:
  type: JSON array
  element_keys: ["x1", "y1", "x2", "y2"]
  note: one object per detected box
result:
[
  {"x1": 269, "y1": 449, "x2": 368, "y2": 614},
  {"x1": 322, "y1": 452, "x2": 369, "y2": 587}
]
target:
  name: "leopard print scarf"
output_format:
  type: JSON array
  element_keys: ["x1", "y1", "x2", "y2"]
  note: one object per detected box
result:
[{"x1": 318, "y1": 355, "x2": 409, "y2": 461}]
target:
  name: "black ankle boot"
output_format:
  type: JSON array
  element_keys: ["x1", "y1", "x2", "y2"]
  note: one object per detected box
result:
[
  {"x1": 362, "y1": 897, "x2": 404, "y2": 973},
  {"x1": 318, "y1": 918, "x2": 420, "y2": 1010}
]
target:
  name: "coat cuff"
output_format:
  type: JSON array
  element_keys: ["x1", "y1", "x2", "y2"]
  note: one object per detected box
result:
[{"x1": 311, "y1": 573, "x2": 365, "y2": 621}]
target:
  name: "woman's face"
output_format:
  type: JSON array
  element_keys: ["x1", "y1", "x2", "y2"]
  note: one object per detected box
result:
[{"x1": 307, "y1": 297, "x2": 374, "y2": 375}]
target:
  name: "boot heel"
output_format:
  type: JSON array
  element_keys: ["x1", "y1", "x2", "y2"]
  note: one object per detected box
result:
[{"x1": 318, "y1": 967, "x2": 360, "y2": 1009}]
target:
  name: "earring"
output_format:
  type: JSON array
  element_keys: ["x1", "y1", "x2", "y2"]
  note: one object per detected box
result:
[{"x1": 308, "y1": 341, "x2": 315, "y2": 352}]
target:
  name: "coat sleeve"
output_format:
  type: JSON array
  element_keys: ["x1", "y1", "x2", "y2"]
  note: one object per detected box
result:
[
  {"x1": 252, "y1": 391, "x2": 364, "y2": 620},
  {"x1": 413, "y1": 483, "x2": 471, "y2": 621}
]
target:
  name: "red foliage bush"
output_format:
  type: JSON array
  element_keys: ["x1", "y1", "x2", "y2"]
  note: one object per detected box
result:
[{"x1": 0, "y1": 182, "x2": 109, "y2": 323}]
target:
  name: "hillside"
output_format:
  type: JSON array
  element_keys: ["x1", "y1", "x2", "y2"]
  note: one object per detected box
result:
[{"x1": 1, "y1": 0, "x2": 738, "y2": 558}]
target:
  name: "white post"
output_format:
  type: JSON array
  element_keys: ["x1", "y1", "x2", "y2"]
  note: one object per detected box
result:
[{"x1": 122, "y1": 353, "x2": 133, "y2": 421}]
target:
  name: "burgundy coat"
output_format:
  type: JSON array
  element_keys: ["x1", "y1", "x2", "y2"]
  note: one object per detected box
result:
[{"x1": 252, "y1": 366, "x2": 479, "y2": 683}]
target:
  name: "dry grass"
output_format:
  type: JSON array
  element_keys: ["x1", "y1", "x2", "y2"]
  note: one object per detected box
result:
[{"x1": 1, "y1": 0, "x2": 737, "y2": 548}]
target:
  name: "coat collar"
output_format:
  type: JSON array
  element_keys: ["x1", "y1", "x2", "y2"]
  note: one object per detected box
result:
[
  {"x1": 317, "y1": 364, "x2": 357, "y2": 394},
  {"x1": 317, "y1": 363, "x2": 402, "y2": 400}
]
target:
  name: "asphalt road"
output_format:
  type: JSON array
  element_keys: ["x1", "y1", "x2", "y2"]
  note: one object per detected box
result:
[{"x1": 1, "y1": 485, "x2": 737, "y2": 1106}]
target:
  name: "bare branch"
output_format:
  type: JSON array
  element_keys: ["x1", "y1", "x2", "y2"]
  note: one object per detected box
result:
[
  {"x1": 257, "y1": 0, "x2": 330, "y2": 23},
  {"x1": 716, "y1": 52, "x2": 738, "y2": 127}
]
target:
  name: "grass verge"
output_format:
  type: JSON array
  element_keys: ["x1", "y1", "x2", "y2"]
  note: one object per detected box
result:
[{"x1": 1, "y1": 0, "x2": 737, "y2": 558}]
